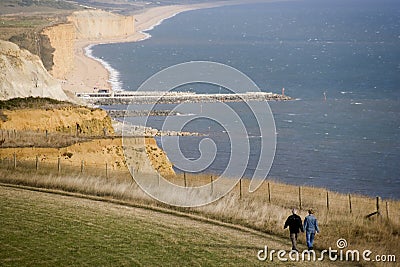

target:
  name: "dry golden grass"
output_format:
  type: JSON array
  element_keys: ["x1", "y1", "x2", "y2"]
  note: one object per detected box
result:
[
  {"x1": 0, "y1": 129, "x2": 92, "y2": 148},
  {"x1": 0, "y1": 162, "x2": 398, "y2": 266}
]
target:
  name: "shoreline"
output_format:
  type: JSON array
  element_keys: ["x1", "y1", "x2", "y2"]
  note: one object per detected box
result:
[
  {"x1": 61, "y1": 0, "x2": 284, "y2": 94},
  {"x1": 62, "y1": 4, "x2": 219, "y2": 93}
]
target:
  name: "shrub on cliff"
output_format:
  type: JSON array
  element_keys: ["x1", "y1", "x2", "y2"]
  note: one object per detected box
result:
[{"x1": 0, "y1": 97, "x2": 72, "y2": 110}]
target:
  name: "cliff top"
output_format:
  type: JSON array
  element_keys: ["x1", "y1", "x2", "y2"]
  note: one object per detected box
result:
[{"x1": 0, "y1": 97, "x2": 75, "y2": 110}]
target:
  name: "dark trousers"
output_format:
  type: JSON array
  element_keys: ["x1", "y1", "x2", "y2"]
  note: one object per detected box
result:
[{"x1": 290, "y1": 232, "x2": 298, "y2": 251}]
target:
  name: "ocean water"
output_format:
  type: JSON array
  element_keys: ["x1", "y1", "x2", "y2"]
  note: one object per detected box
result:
[{"x1": 92, "y1": 0, "x2": 400, "y2": 198}]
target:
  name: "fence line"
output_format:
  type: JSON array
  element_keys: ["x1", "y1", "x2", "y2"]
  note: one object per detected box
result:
[
  {"x1": 0, "y1": 155, "x2": 396, "y2": 222},
  {"x1": 0, "y1": 129, "x2": 112, "y2": 150}
]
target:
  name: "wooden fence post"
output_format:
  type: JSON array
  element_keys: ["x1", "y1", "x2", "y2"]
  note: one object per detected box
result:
[
  {"x1": 35, "y1": 155, "x2": 39, "y2": 171},
  {"x1": 348, "y1": 194, "x2": 352, "y2": 214},
  {"x1": 386, "y1": 201, "x2": 389, "y2": 220},
  {"x1": 210, "y1": 175, "x2": 213, "y2": 195},
  {"x1": 239, "y1": 178, "x2": 242, "y2": 199},
  {"x1": 298, "y1": 186, "x2": 302, "y2": 210},
  {"x1": 376, "y1": 196, "x2": 380, "y2": 215},
  {"x1": 13, "y1": 153, "x2": 16, "y2": 169},
  {"x1": 57, "y1": 157, "x2": 61, "y2": 173},
  {"x1": 183, "y1": 172, "x2": 187, "y2": 187},
  {"x1": 81, "y1": 160, "x2": 84, "y2": 174},
  {"x1": 326, "y1": 191, "x2": 330, "y2": 211},
  {"x1": 268, "y1": 182, "x2": 271, "y2": 203},
  {"x1": 105, "y1": 163, "x2": 108, "y2": 178}
]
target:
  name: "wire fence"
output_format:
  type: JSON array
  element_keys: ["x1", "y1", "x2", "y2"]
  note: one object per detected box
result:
[
  {"x1": 0, "y1": 154, "x2": 398, "y2": 224},
  {"x1": 0, "y1": 129, "x2": 112, "y2": 148},
  {"x1": 0, "y1": 155, "x2": 131, "y2": 183}
]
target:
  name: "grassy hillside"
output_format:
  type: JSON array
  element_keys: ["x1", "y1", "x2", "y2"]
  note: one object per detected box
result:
[
  {"x1": 0, "y1": 167, "x2": 397, "y2": 266},
  {"x1": 0, "y1": 185, "x2": 333, "y2": 266}
]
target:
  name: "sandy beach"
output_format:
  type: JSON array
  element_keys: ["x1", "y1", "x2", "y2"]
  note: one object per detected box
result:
[
  {"x1": 62, "y1": 4, "x2": 215, "y2": 93},
  {"x1": 62, "y1": 0, "x2": 279, "y2": 94}
]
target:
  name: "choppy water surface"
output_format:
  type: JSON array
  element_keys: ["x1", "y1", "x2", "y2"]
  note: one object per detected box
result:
[{"x1": 94, "y1": 0, "x2": 400, "y2": 198}]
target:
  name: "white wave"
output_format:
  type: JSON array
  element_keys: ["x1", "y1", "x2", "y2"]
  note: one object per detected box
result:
[
  {"x1": 138, "y1": 11, "x2": 183, "y2": 42},
  {"x1": 248, "y1": 136, "x2": 261, "y2": 139},
  {"x1": 176, "y1": 112, "x2": 196, "y2": 116},
  {"x1": 351, "y1": 102, "x2": 363, "y2": 105},
  {"x1": 283, "y1": 120, "x2": 293, "y2": 123},
  {"x1": 84, "y1": 44, "x2": 123, "y2": 91},
  {"x1": 137, "y1": 31, "x2": 152, "y2": 42},
  {"x1": 340, "y1": 91, "x2": 353, "y2": 94},
  {"x1": 144, "y1": 12, "x2": 181, "y2": 32}
]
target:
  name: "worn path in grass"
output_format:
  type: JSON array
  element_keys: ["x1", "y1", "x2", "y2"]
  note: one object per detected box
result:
[{"x1": 0, "y1": 185, "x2": 343, "y2": 266}]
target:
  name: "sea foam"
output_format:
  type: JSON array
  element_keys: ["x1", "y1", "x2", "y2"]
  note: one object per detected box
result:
[
  {"x1": 84, "y1": 44, "x2": 123, "y2": 91},
  {"x1": 84, "y1": 10, "x2": 185, "y2": 90}
]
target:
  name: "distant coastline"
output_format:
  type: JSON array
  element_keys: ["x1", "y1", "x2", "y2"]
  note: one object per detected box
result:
[
  {"x1": 62, "y1": 4, "x2": 216, "y2": 93},
  {"x1": 64, "y1": 0, "x2": 281, "y2": 94}
]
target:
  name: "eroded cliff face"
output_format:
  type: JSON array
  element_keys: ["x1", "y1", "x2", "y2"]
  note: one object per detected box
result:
[
  {"x1": 68, "y1": 10, "x2": 135, "y2": 40},
  {"x1": 124, "y1": 137, "x2": 175, "y2": 176},
  {"x1": 0, "y1": 40, "x2": 68, "y2": 101},
  {"x1": 41, "y1": 23, "x2": 76, "y2": 79},
  {"x1": 0, "y1": 137, "x2": 175, "y2": 176},
  {"x1": 0, "y1": 105, "x2": 174, "y2": 176},
  {"x1": 0, "y1": 106, "x2": 114, "y2": 136},
  {"x1": 41, "y1": 10, "x2": 135, "y2": 82}
]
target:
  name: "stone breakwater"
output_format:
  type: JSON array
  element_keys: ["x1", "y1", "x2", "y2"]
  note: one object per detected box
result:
[
  {"x1": 77, "y1": 91, "x2": 292, "y2": 105},
  {"x1": 112, "y1": 121, "x2": 202, "y2": 137},
  {"x1": 107, "y1": 110, "x2": 178, "y2": 118}
]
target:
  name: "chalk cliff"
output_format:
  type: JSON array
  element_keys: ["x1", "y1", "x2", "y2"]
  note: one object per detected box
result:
[
  {"x1": 67, "y1": 10, "x2": 135, "y2": 40},
  {"x1": 40, "y1": 10, "x2": 135, "y2": 82},
  {"x1": 0, "y1": 40, "x2": 68, "y2": 101}
]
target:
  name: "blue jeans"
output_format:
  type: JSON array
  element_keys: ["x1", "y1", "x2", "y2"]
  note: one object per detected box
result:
[{"x1": 306, "y1": 231, "x2": 315, "y2": 249}]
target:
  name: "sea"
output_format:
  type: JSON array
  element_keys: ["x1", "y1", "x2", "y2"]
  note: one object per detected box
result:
[{"x1": 91, "y1": 0, "x2": 400, "y2": 199}]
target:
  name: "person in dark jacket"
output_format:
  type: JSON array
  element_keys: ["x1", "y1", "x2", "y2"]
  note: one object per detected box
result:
[
  {"x1": 284, "y1": 208, "x2": 304, "y2": 251},
  {"x1": 303, "y1": 209, "x2": 319, "y2": 250}
]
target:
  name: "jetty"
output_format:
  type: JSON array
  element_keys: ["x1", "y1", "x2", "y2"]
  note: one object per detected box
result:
[
  {"x1": 106, "y1": 110, "x2": 178, "y2": 118},
  {"x1": 76, "y1": 91, "x2": 292, "y2": 105}
]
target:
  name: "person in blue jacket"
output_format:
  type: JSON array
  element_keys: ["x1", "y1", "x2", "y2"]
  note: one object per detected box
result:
[{"x1": 303, "y1": 209, "x2": 319, "y2": 250}]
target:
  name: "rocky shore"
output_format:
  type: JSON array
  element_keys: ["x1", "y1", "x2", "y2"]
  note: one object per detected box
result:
[
  {"x1": 107, "y1": 109, "x2": 178, "y2": 118},
  {"x1": 112, "y1": 120, "x2": 202, "y2": 137}
]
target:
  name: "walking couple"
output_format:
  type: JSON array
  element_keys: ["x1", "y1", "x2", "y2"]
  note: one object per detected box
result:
[{"x1": 284, "y1": 208, "x2": 319, "y2": 251}]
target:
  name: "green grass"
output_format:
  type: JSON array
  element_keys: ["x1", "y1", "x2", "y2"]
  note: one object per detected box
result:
[
  {"x1": 0, "y1": 0, "x2": 78, "y2": 13},
  {"x1": 0, "y1": 18, "x2": 45, "y2": 28},
  {"x1": 0, "y1": 168, "x2": 388, "y2": 266},
  {"x1": 0, "y1": 185, "x2": 306, "y2": 266}
]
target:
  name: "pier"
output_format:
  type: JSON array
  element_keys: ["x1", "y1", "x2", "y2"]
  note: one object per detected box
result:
[{"x1": 76, "y1": 91, "x2": 292, "y2": 105}]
